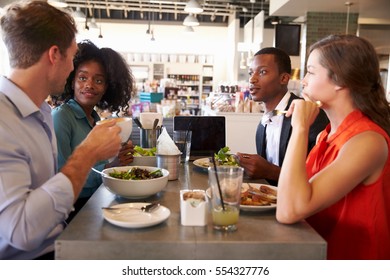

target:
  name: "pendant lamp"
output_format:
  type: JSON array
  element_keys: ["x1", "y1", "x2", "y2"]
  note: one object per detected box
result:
[
  {"x1": 183, "y1": 14, "x2": 199, "y2": 27},
  {"x1": 48, "y1": 0, "x2": 68, "y2": 8},
  {"x1": 184, "y1": 0, "x2": 203, "y2": 14}
]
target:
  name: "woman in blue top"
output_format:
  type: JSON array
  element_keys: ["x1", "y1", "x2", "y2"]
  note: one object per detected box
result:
[{"x1": 52, "y1": 40, "x2": 135, "y2": 220}]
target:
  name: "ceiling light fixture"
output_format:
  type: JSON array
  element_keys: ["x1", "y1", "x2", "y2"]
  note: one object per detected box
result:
[
  {"x1": 84, "y1": 19, "x2": 89, "y2": 30},
  {"x1": 72, "y1": 7, "x2": 86, "y2": 22},
  {"x1": 48, "y1": 0, "x2": 68, "y2": 8},
  {"x1": 84, "y1": 11, "x2": 89, "y2": 31},
  {"x1": 183, "y1": 14, "x2": 199, "y2": 27},
  {"x1": 184, "y1": 25, "x2": 194, "y2": 32},
  {"x1": 184, "y1": 0, "x2": 203, "y2": 14},
  {"x1": 150, "y1": 9, "x2": 156, "y2": 41},
  {"x1": 98, "y1": 8, "x2": 103, "y2": 39},
  {"x1": 89, "y1": 5, "x2": 98, "y2": 29},
  {"x1": 146, "y1": 9, "x2": 151, "y2": 34},
  {"x1": 345, "y1": 2, "x2": 353, "y2": 34},
  {"x1": 89, "y1": 17, "x2": 99, "y2": 29}
]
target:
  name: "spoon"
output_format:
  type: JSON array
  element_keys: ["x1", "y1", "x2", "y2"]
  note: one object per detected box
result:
[
  {"x1": 133, "y1": 117, "x2": 143, "y2": 129},
  {"x1": 152, "y1": 118, "x2": 159, "y2": 130},
  {"x1": 91, "y1": 167, "x2": 110, "y2": 178},
  {"x1": 151, "y1": 118, "x2": 159, "y2": 144}
]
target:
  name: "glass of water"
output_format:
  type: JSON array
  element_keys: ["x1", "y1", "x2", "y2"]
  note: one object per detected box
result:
[{"x1": 173, "y1": 130, "x2": 192, "y2": 162}]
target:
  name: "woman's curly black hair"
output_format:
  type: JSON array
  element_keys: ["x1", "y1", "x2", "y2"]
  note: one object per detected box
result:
[{"x1": 51, "y1": 40, "x2": 135, "y2": 115}]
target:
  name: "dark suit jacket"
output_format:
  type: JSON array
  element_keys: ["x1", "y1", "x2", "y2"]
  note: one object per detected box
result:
[{"x1": 255, "y1": 93, "x2": 329, "y2": 185}]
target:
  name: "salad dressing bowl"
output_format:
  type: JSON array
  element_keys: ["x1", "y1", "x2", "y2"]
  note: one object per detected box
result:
[{"x1": 101, "y1": 166, "x2": 169, "y2": 199}]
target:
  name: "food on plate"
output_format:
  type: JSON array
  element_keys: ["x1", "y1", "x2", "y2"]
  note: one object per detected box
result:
[
  {"x1": 214, "y1": 146, "x2": 239, "y2": 166},
  {"x1": 133, "y1": 145, "x2": 156, "y2": 157},
  {"x1": 183, "y1": 190, "x2": 206, "y2": 202},
  {"x1": 241, "y1": 184, "x2": 277, "y2": 206},
  {"x1": 109, "y1": 167, "x2": 163, "y2": 180},
  {"x1": 259, "y1": 184, "x2": 277, "y2": 197},
  {"x1": 198, "y1": 160, "x2": 210, "y2": 168}
]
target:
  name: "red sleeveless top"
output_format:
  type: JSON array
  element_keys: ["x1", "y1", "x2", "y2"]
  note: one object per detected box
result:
[{"x1": 306, "y1": 110, "x2": 390, "y2": 259}]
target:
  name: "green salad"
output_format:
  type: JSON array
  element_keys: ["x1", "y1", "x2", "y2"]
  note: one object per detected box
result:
[
  {"x1": 133, "y1": 145, "x2": 156, "y2": 157},
  {"x1": 109, "y1": 167, "x2": 163, "y2": 180},
  {"x1": 214, "y1": 146, "x2": 239, "y2": 166}
]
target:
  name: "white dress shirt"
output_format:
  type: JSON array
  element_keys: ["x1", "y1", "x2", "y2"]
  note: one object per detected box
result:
[
  {"x1": 261, "y1": 92, "x2": 290, "y2": 166},
  {"x1": 0, "y1": 76, "x2": 74, "y2": 259}
]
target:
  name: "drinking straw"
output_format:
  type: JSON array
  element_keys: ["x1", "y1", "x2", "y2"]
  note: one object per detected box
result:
[{"x1": 211, "y1": 153, "x2": 225, "y2": 211}]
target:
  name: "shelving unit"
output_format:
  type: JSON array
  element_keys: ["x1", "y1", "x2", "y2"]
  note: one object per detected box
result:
[
  {"x1": 200, "y1": 65, "x2": 214, "y2": 107},
  {"x1": 153, "y1": 64, "x2": 164, "y2": 81},
  {"x1": 128, "y1": 55, "x2": 215, "y2": 115},
  {"x1": 166, "y1": 74, "x2": 200, "y2": 113}
]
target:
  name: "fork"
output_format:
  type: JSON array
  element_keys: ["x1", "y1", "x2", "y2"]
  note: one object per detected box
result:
[
  {"x1": 102, "y1": 203, "x2": 160, "y2": 213},
  {"x1": 271, "y1": 101, "x2": 322, "y2": 117},
  {"x1": 270, "y1": 109, "x2": 288, "y2": 116}
]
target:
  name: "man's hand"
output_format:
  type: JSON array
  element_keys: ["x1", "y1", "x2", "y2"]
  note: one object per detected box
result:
[
  {"x1": 61, "y1": 119, "x2": 123, "y2": 200},
  {"x1": 236, "y1": 153, "x2": 281, "y2": 181},
  {"x1": 82, "y1": 119, "x2": 122, "y2": 163}
]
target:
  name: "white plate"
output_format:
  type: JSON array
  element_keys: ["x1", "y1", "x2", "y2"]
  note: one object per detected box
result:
[
  {"x1": 102, "y1": 202, "x2": 170, "y2": 228},
  {"x1": 193, "y1": 158, "x2": 210, "y2": 169},
  {"x1": 206, "y1": 183, "x2": 277, "y2": 212}
]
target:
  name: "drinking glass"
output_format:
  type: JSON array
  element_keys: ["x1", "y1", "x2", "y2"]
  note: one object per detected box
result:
[
  {"x1": 173, "y1": 130, "x2": 192, "y2": 162},
  {"x1": 208, "y1": 166, "x2": 243, "y2": 232}
]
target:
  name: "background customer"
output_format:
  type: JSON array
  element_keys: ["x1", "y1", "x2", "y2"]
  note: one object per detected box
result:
[
  {"x1": 277, "y1": 34, "x2": 390, "y2": 259},
  {"x1": 0, "y1": 1, "x2": 122, "y2": 259},
  {"x1": 237, "y1": 47, "x2": 328, "y2": 185}
]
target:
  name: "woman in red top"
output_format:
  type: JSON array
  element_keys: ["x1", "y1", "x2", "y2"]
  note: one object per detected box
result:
[{"x1": 276, "y1": 34, "x2": 390, "y2": 259}]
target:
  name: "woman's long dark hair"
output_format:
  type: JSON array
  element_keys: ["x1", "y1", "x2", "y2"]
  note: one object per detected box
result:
[
  {"x1": 52, "y1": 40, "x2": 134, "y2": 115},
  {"x1": 310, "y1": 34, "x2": 390, "y2": 136}
]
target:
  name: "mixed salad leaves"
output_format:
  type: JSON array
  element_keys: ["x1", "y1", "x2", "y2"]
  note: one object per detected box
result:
[
  {"x1": 133, "y1": 145, "x2": 156, "y2": 157},
  {"x1": 109, "y1": 167, "x2": 163, "y2": 180},
  {"x1": 214, "y1": 146, "x2": 239, "y2": 166}
]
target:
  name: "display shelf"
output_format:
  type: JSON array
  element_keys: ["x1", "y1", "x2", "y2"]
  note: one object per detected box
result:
[
  {"x1": 167, "y1": 74, "x2": 199, "y2": 84},
  {"x1": 201, "y1": 66, "x2": 213, "y2": 97}
]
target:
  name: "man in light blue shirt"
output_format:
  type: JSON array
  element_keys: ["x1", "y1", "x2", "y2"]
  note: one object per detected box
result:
[{"x1": 0, "y1": 1, "x2": 122, "y2": 259}]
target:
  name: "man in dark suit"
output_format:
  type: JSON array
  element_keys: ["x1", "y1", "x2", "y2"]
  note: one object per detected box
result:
[{"x1": 237, "y1": 48, "x2": 328, "y2": 186}]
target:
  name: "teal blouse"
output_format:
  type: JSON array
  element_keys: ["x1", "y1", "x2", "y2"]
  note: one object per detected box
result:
[{"x1": 52, "y1": 99, "x2": 107, "y2": 198}]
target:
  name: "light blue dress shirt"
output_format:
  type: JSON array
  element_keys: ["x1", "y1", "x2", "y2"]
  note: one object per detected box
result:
[
  {"x1": 0, "y1": 76, "x2": 74, "y2": 259},
  {"x1": 52, "y1": 99, "x2": 106, "y2": 198}
]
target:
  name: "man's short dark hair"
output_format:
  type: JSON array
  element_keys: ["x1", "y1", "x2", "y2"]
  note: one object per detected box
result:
[{"x1": 254, "y1": 47, "x2": 292, "y2": 75}]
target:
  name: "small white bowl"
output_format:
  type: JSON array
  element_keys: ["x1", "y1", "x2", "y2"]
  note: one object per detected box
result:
[{"x1": 102, "y1": 166, "x2": 169, "y2": 199}]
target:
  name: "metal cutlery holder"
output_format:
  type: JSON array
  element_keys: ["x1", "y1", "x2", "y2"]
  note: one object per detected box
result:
[{"x1": 139, "y1": 127, "x2": 161, "y2": 148}]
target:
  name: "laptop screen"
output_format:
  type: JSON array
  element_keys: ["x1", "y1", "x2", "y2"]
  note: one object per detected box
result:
[{"x1": 173, "y1": 116, "x2": 226, "y2": 159}]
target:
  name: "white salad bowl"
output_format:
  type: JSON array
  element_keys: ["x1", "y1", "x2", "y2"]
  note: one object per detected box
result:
[{"x1": 101, "y1": 166, "x2": 169, "y2": 199}]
